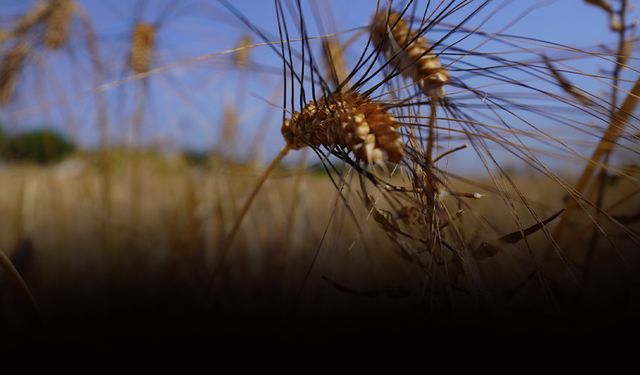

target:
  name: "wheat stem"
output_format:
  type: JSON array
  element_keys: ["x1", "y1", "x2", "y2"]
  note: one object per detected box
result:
[
  {"x1": 212, "y1": 145, "x2": 290, "y2": 277},
  {"x1": 552, "y1": 74, "x2": 640, "y2": 258},
  {"x1": 0, "y1": 248, "x2": 41, "y2": 326}
]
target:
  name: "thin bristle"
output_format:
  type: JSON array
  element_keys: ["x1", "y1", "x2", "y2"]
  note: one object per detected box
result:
[
  {"x1": 0, "y1": 43, "x2": 29, "y2": 107},
  {"x1": 129, "y1": 22, "x2": 156, "y2": 74},
  {"x1": 44, "y1": 0, "x2": 75, "y2": 50},
  {"x1": 543, "y1": 55, "x2": 593, "y2": 106},
  {"x1": 281, "y1": 91, "x2": 403, "y2": 165},
  {"x1": 370, "y1": 11, "x2": 449, "y2": 98}
]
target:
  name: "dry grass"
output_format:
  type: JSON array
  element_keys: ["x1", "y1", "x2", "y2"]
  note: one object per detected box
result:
[{"x1": 0, "y1": 154, "x2": 636, "y2": 319}]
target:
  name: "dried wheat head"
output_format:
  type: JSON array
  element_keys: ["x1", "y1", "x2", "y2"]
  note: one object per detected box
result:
[
  {"x1": 370, "y1": 11, "x2": 449, "y2": 99},
  {"x1": 233, "y1": 34, "x2": 252, "y2": 69},
  {"x1": 282, "y1": 91, "x2": 403, "y2": 165},
  {"x1": 129, "y1": 22, "x2": 156, "y2": 74}
]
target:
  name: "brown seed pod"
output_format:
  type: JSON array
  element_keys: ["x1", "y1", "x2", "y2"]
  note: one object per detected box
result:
[
  {"x1": 0, "y1": 43, "x2": 29, "y2": 106},
  {"x1": 370, "y1": 11, "x2": 449, "y2": 98},
  {"x1": 43, "y1": 0, "x2": 75, "y2": 50},
  {"x1": 281, "y1": 90, "x2": 403, "y2": 165},
  {"x1": 129, "y1": 22, "x2": 156, "y2": 74}
]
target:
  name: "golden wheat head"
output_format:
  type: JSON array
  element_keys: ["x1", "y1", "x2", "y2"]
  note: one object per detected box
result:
[
  {"x1": 370, "y1": 11, "x2": 449, "y2": 99},
  {"x1": 129, "y1": 22, "x2": 156, "y2": 74},
  {"x1": 282, "y1": 91, "x2": 403, "y2": 165},
  {"x1": 233, "y1": 34, "x2": 252, "y2": 69}
]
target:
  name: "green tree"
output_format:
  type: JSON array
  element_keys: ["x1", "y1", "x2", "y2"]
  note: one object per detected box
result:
[{"x1": 1, "y1": 129, "x2": 76, "y2": 164}]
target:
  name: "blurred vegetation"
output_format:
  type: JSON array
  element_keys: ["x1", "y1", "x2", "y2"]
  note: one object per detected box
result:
[
  {"x1": 182, "y1": 149, "x2": 210, "y2": 168},
  {"x1": 0, "y1": 126, "x2": 76, "y2": 164}
]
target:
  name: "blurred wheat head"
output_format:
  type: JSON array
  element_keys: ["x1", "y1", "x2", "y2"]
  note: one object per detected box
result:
[{"x1": 129, "y1": 22, "x2": 156, "y2": 74}]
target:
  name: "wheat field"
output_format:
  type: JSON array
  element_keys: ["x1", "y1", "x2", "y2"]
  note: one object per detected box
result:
[{"x1": 0, "y1": 0, "x2": 639, "y2": 352}]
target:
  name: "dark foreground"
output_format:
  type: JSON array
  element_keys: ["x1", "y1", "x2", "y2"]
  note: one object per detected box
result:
[{"x1": 2, "y1": 244, "x2": 640, "y2": 353}]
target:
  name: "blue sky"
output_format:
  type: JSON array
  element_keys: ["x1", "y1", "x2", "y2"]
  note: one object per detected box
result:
[{"x1": 0, "y1": 0, "x2": 637, "y2": 171}]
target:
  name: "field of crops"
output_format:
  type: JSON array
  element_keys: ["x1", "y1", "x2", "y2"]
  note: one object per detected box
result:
[{"x1": 1, "y1": 0, "x2": 639, "y2": 352}]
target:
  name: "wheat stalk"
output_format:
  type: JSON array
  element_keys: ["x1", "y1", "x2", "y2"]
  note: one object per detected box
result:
[
  {"x1": 0, "y1": 248, "x2": 42, "y2": 327},
  {"x1": 0, "y1": 43, "x2": 29, "y2": 107},
  {"x1": 13, "y1": 1, "x2": 54, "y2": 37},
  {"x1": 214, "y1": 89, "x2": 404, "y2": 280},
  {"x1": 221, "y1": 104, "x2": 237, "y2": 150}
]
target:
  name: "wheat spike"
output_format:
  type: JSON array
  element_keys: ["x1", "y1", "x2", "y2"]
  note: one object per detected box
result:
[
  {"x1": 282, "y1": 90, "x2": 404, "y2": 165},
  {"x1": 233, "y1": 34, "x2": 252, "y2": 68},
  {"x1": 370, "y1": 11, "x2": 449, "y2": 99},
  {"x1": 0, "y1": 43, "x2": 29, "y2": 107},
  {"x1": 129, "y1": 22, "x2": 156, "y2": 74},
  {"x1": 322, "y1": 37, "x2": 349, "y2": 89},
  {"x1": 44, "y1": 0, "x2": 75, "y2": 50}
]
